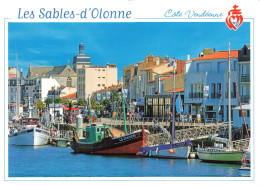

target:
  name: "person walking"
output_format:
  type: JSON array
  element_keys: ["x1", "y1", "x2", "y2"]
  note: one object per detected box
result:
[
  {"x1": 197, "y1": 112, "x2": 201, "y2": 125},
  {"x1": 188, "y1": 113, "x2": 192, "y2": 125}
]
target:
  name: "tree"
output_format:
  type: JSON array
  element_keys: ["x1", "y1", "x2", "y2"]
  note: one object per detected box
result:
[
  {"x1": 63, "y1": 99, "x2": 72, "y2": 106},
  {"x1": 77, "y1": 98, "x2": 85, "y2": 106},
  {"x1": 34, "y1": 101, "x2": 45, "y2": 116},
  {"x1": 44, "y1": 98, "x2": 53, "y2": 107},
  {"x1": 54, "y1": 97, "x2": 63, "y2": 104}
]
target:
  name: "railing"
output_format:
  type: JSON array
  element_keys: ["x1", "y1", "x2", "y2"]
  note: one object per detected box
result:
[
  {"x1": 225, "y1": 92, "x2": 236, "y2": 99},
  {"x1": 241, "y1": 74, "x2": 250, "y2": 82},
  {"x1": 211, "y1": 93, "x2": 221, "y2": 99},
  {"x1": 241, "y1": 95, "x2": 250, "y2": 103},
  {"x1": 189, "y1": 92, "x2": 203, "y2": 99}
]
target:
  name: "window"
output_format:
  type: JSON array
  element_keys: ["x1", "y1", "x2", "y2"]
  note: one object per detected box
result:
[
  {"x1": 67, "y1": 77, "x2": 72, "y2": 87},
  {"x1": 98, "y1": 77, "x2": 100, "y2": 78},
  {"x1": 102, "y1": 77, "x2": 105, "y2": 78},
  {"x1": 102, "y1": 84, "x2": 105, "y2": 87},
  {"x1": 98, "y1": 84, "x2": 101, "y2": 87},
  {"x1": 239, "y1": 110, "x2": 250, "y2": 117}
]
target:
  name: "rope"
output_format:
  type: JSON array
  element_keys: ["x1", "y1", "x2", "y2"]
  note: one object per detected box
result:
[{"x1": 230, "y1": 60, "x2": 250, "y2": 139}]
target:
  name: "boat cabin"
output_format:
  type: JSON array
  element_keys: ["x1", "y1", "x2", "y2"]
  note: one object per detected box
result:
[
  {"x1": 19, "y1": 118, "x2": 40, "y2": 125},
  {"x1": 84, "y1": 124, "x2": 111, "y2": 143}
]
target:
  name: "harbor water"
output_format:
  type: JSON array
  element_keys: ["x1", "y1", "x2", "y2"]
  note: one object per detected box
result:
[{"x1": 8, "y1": 144, "x2": 241, "y2": 177}]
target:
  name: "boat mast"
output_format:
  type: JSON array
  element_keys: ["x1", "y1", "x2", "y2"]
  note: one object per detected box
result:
[
  {"x1": 171, "y1": 60, "x2": 176, "y2": 143},
  {"x1": 228, "y1": 42, "x2": 232, "y2": 149},
  {"x1": 121, "y1": 77, "x2": 127, "y2": 134},
  {"x1": 16, "y1": 51, "x2": 19, "y2": 118},
  {"x1": 89, "y1": 96, "x2": 92, "y2": 125}
]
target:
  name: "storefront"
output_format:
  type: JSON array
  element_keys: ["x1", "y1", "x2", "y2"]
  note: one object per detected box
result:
[{"x1": 145, "y1": 94, "x2": 184, "y2": 119}]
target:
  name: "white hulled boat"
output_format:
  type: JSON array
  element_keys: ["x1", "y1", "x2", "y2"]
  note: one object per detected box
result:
[
  {"x1": 197, "y1": 42, "x2": 244, "y2": 163},
  {"x1": 239, "y1": 149, "x2": 251, "y2": 177},
  {"x1": 9, "y1": 118, "x2": 50, "y2": 146}
]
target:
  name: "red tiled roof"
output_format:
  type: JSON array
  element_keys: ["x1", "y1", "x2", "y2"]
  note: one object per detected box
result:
[
  {"x1": 143, "y1": 62, "x2": 169, "y2": 71},
  {"x1": 148, "y1": 80, "x2": 155, "y2": 83},
  {"x1": 160, "y1": 76, "x2": 172, "y2": 81},
  {"x1": 166, "y1": 88, "x2": 184, "y2": 93},
  {"x1": 192, "y1": 50, "x2": 238, "y2": 61},
  {"x1": 61, "y1": 92, "x2": 77, "y2": 99}
]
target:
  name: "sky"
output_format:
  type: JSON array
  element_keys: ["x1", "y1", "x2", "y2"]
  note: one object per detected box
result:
[{"x1": 8, "y1": 22, "x2": 250, "y2": 79}]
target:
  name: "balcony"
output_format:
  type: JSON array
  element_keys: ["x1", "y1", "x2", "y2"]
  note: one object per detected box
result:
[
  {"x1": 189, "y1": 92, "x2": 203, "y2": 99},
  {"x1": 241, "y1": 74, "x2": 250, "y2": 82},
  {"x1": 241, "y1": 95, "x2": 250, "y2": 103},
  {"x1": 211, "y1": 93, "x2": 221, "y2": 99},
  {"x1": 225, "y1": 92, "x2": 236, "y2": 99}
]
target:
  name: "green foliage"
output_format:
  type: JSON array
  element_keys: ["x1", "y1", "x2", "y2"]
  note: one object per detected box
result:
[
  {"x1": 77, "y1": 98, "x2": 86, "y2": 106},
  {"x1": 33, "y1": 101, "x2": 45, "y2": 110},
  {"x1": 44, "y1": 98, "x2": 53, "y2": 107},
  {"x1": 63, "y1": 99, "x2": 72, "y2": 106},
  {"x1": 54, "y1": 98, "x2": 63, "y2": 104}
]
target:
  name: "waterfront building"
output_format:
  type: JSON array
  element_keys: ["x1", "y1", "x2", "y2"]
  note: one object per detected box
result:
[
  {"x1": 143, "y1": 60, "x2": 185, "y2": 118},
  {"x1": 8, "y1": 67, "x2": 18, "y2": 79},
  {"x1": 47, "y1": 86, "x2": 77, "y2": 102},
  {"x1": 232, "y1": 44, "x2": 251, "y2": 131},
  {"x1": 124, "y1": 54, "x2": 169, "y2": 101},
  {"x1": 184, "y1": 48, "x2": 239, "y2": 122},
  {"x1": 8, "y1": 69, "x2": 23, "y2": 108},
  {"x1": 77, "y1": 64, "x2": 118, "y2": 100},
  {"x1": 73, "y1": 43, "x2": 91, "y2": 72},
  {"x1": 23, "y1": 77, "x2": 60, "y2": 104},
  {"x1": 27, "y1": 61, "x2": 77, "y2": 88}
]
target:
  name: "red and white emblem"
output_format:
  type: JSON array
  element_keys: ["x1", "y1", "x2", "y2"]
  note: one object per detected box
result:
[{"x1": 226, "y1": 5, "x2": 243, "y2": 31}]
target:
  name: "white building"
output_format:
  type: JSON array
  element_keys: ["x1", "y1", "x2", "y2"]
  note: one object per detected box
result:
[{"x1": 184, "y1": 48, "x2": 239, "y2": 122}]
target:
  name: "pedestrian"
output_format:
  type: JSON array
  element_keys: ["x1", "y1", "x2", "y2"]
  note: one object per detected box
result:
[
  {"x1": 184, "y1": 113, "x2": 188, "y2": 124},
  {"x1": 197, "y1": 112, "x2": 201, "y2": 125},
  {"x1": 188, "y1": 113, "x2": 192, "y2": 125}
]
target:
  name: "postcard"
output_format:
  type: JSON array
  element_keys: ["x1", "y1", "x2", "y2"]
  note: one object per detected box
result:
[{"x1": 0, "y1": 0, "x2": 259, "y2": 185}]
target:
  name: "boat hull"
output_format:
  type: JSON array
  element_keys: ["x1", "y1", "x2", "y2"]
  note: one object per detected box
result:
[
  {"x1": 70, "y1": 129, "x2": 146, "y2": 155},
  {"x1": 239, "y1": 167, "x2": 250, "y2": 177},
  {"x1": 9, "y1": 127, "x2": 49, "y2": 146},
  {"x1": 138, "y1": 141, "x2": 191, "y2": 159},
  {"x1": 198, "y1": 149, "x2": 244, "y2": 163}
]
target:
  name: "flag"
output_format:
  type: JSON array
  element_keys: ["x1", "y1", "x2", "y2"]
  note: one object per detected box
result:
[
  {"x1": 97, "y1": 93, "x2": 101, "y2": 101},
  {"x1": 106, "y1": 91, "x2": 110, "y2": 100},
  {"x1": 168, "y1": 60, "x2": 175, "y2": 67},
  {"x1": 176, "y1": 94, "x2": 183, "y2": 114}
]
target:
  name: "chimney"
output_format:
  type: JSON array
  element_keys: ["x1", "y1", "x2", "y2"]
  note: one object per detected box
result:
[
  {"x1": 20, "y1": 68, "x2": 23, "y2": 78},
  {"x1": 203, "y1": 48, "x2": 212, "y2": 56},
  {"x1": 187, "y1": 55, "x2": 190, "y2": 61}
]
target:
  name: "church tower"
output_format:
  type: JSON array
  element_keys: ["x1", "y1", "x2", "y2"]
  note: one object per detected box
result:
[{"x1": 73, "y1": 43, "x2": 91, "y2": 72}]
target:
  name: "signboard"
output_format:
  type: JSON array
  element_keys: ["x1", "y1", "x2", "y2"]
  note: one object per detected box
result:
[
  {"x1": 123, "y1": 89, "x2": 128, "y2": 98},
  {"x1": 204, "y1": 86, "x2": 209, "y2": 99},
  {"x1": 106, "y1": 91, "x2": 110, "y2": 100},
  {"x1": 97, "y1": 93, "x2": 101, "y2": 101}
]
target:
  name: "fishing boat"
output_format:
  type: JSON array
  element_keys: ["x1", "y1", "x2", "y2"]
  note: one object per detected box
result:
[
  {"x1": 71, "y1": 124, "x2": 148, "y2": 154},
  {"x1": 239, "y1": 150, "x2": 251, "y2": 177},
  {"x1": 137, "y1": 60, "x2": 191, "y2": 159},
  {"x1": 9, "y1": 118, "x2": 50, "y2": 146},
  {"x1": 197, "y1": 42, "x2": 244, "y2": 163},
  {"x1": 70, "y1": 86, "x2": 149, "y2": 155}
]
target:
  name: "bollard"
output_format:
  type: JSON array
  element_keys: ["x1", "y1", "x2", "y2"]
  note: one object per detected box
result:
[{"x1": 76, "y1": 114, "x2": 83, "y2": 138}]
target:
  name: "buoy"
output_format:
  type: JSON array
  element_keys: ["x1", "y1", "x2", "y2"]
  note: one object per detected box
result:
[
  {"x1": 169, "y1": 149, "x2": 174, "y2": 154},
  {"x1": 190, "y1": 153, "x2": 196, "y2": 159},
  {"x1": 136, "y1": 152, "x2": 140, "y2": 156},
  {"x1": 142, "y1": 150, "x2": 146, "y2": 154}
]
